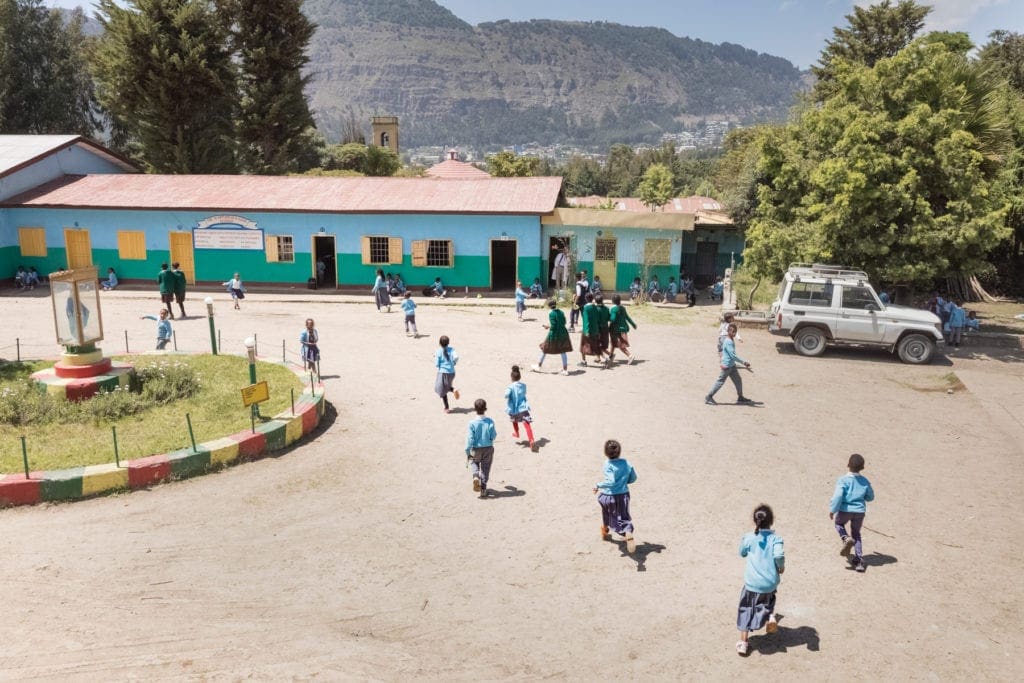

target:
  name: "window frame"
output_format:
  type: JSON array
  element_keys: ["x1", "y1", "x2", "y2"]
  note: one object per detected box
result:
[
  {"x1": 18, "y1": 227, "x2": 47, "y2": 257},
  {"x1": 117, "y1": 230, "x2": 147, "y2": 260},
  {"x1": 411, "y1": 239, "x2": 454, "y2": 268},
  {"x1": 360, "y1": 235, "x2": 403, "y2": 265},
  {"x1": 643, "y1": 238, "x2": 671, "y2": 266},
  {"x1": 265, "y1": 234, "x2": 295, "y2": 263}
]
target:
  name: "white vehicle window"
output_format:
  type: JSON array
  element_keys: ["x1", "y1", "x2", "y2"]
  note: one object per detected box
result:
[
  {"x1": 788, "y1": 282, "x2": 833, "y2": 306},
  {"x1": 841, "y1": 286, "x2": 878, "y2": 310}
]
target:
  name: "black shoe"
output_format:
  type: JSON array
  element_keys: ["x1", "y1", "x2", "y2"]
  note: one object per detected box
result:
[
  {"x1": 478, "y1": 488, "x2": 488, "y2": 499},
  {"x1": 705, "y1": 396, "x2": 717, "y2": 405},
  {"x1": 736, "y1": 397, "x2": 753, "y2": 404}
]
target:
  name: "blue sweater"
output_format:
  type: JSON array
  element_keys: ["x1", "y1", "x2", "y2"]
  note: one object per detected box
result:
[
  {"x1": 740, "y1": 530, "x2": 785, "y2": 593},
  {"x1": 515, "y1": 287, "x2": 528, "y2": 304},
  {"x1": 830, "y1": 472, "x2": 875, "y2": 513},
  {"x1": 720, "y1": 337, "x2": 746, "y2": 368},
  {"x1": 466, "y1": 416, "x2": 497, "y2": 452},
  {"x1": 949, "y1": 305, "x2": 966, "y2": 328},
  {"x1": 143, "y1": 315, "x2": 172, "y2": 340},
  {"x1": 504, "y1": 381, "x2": 530, "y2": 415},
  {"x1": 595, "y1": 458, "x2": 637, "y2": 495},
  {"x1": 401, "y1": 298, "x2": 416, "y2": 315},
  {"x1": 435, "y1": 346, "x2": 458, "y2": 373}
]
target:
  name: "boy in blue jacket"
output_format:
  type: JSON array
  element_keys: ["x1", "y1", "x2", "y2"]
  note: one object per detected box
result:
[
  {"x1": 593, "y1": 439, "x2": 638, "y2": 553},
  {"x1": 830, "y1": 453, "x2": 875, "y2": 573},
  {"x1": 466, "y1": 399, "x2": 497, "y2": 499}
]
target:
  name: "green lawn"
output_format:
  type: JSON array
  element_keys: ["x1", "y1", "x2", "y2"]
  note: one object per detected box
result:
[{"x1": 0, "y1": 355, "x2": 304, "y2": 472}]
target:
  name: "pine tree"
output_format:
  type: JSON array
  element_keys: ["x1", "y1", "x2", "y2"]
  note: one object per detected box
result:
[
  {"x1": 0, "y1": 0, "x2": 97, "y2": 135},
  {"x1": 92, "y1": 0, "x2": 237, "y2": 173},
  {"x1": 225, "y1": 0, "x2": 316, "y2": 174}
]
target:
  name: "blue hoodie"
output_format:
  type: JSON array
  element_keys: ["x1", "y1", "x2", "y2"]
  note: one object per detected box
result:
[
  {"x1": 435, "y1": 346, "x2": 458, "y2": 373},
  {"x1": 830, "y1": 472, "x2": 875, "y2": 514},
  {"x1": 740, "y1": 530, "x2": 785, "y2": 593},
  {"x1": 504, "y1": 381, "x2": 530, "y2": 415},
  {"x1": 595, "y1": 458, "x2": 637, "y2": 495}
]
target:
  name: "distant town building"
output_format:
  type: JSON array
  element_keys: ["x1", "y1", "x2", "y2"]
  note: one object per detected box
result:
[{"x1": 425, "y1": 150, "x2": 490, "y2": 180}]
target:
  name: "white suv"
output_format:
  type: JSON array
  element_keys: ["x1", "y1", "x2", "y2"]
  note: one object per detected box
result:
[{"x1": 769, "y1": 264, "x2": 943, "y2": 364}]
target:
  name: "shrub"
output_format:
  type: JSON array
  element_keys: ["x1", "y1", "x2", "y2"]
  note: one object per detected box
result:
[{"x1": 133, "y1": 360, "x2": 200, "y2": 404}]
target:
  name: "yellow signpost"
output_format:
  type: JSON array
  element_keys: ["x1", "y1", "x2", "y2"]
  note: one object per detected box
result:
[{"x1": 241, "y1": 381, "x2": 269, "y2": 407}]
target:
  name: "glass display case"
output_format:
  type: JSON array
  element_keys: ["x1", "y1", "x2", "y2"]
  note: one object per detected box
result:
[{"x1": 49, "y1": 267, "x2": 104, "y2": 347}]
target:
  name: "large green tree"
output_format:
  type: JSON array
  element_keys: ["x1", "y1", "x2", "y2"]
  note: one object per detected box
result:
[
  {"x1": 0, "y1": 0, "x2": 97, "y2": 135},
  {"x1": 225, "y1": 0, "x2": 316, "y2": 174},
  {"x1": 486, "y1": 150, "x2": 540, "y2": 177},
  {"x1": 636, "y1": 163, "x2": 674, "y2": 211},
  {"x1": 812, "y1": 0, "x2": 930, "y2": 99},
  {"x1": 92, "y1": 0, "x2": 237, "y2": 173},
  {"x1": 746, "y1": 39, "x2": 1011, "y2": 288}
]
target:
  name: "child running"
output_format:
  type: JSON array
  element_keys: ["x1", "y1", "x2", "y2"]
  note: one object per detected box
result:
[
  {"x1": 401, "y1": 292, "x2": 418, "y2": 337},
  {"x1": 579, "y1": 293, "x2": 609, "y2": 366},
  {"x1": 223, "y1": 273, "x2": 244, "y2": 310},
  {"x1": 514, "y1": 280, "x2": 529, "y2": 321},
  {"x1": 504, "y1": 365, "x2": 536, "y2": 452},
  {"x1": 830, "y1": 453, "x2": 875, "y2": 573},
  {"x1": 532, "y1": 299, "x2": 573, "y2": 375},
  {"x1": 434, "y1": 335, "x2": 460, "y2": 412},
  {"x1": 140, "y1": 308, "x2": 172, "y2": 350},
  {"x1": 736, "y1": 504, "x2": 784, "y2": 656},
  {"x1": 299, "y1": 318, "x2": 319, "y2": 373},
  {"x1": 465, "y1": 398, "x2": 497, "y2": 498},
  {"x1": 608, "y1": 294, "x2": 637, "y2": 364},
  {"x1": 593, "y1": 439, "x2": 637, "y2": 553}
]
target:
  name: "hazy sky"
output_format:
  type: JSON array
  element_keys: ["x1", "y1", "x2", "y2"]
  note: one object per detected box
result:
[{"x1": 45, "y1": 0, "x2": 1023, "y2": 69}]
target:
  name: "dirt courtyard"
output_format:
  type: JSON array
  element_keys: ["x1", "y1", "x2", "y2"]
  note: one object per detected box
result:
[{"x1": 0, "y1": 289, "x2": 1022, "y2": 679}]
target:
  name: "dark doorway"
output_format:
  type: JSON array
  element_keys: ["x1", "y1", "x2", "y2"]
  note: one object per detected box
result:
[
  {"x1": 313, "y1": 235, "x2": 337, "y2": 288},
  {"x1": 491, "y1": 240, "x2": 517, "y2": 290},
  {"x1": 549, "y1": 235, "x2": 570, "y2": 288},
  {"x1": 695, "y1": 241, "x2": 718, "y2": 288}
]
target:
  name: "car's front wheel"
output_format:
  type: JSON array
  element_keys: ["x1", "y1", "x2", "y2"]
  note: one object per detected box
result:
[
  {"x1": 897, "y1": 333, "x2": 936, "y2": 364},
  {"x1": 793, "y1": 327, "x2": 827, "y2": 357}
]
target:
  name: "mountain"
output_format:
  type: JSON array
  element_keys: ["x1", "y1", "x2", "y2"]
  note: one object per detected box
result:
[{"x1": 302, "y1": 0, "x2": 806, "y2": 148}]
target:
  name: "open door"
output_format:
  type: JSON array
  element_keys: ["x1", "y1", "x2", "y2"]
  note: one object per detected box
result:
[
  {"x1": 169, "y1": 232, "x2": 195, "y2": 284},
  {"x1": 490, "y1": 239, "x2": 517, "y2": 290},
  {"x1": 695, "y1": 241, "x2": 718, "y2": 288},
  {"x1": 312, "y1": 235, "x2": 337, "y2": 288}
]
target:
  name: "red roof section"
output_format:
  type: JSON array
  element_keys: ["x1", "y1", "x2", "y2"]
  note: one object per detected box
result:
[
  {"x1": 4, "y1": 174, "x2": 564, "y2": 215},
  {"x1": 425, "y1": 159, "x2": 491, "y2": 179}
]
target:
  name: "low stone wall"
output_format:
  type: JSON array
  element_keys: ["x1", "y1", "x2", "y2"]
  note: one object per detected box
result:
[{"x1": 0, "y1": 385, "x2": 326, "y2": 508}]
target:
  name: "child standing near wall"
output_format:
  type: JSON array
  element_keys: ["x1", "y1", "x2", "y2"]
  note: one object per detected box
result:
[
  {"x1": 593, "y1": 439, "x2": 637, "y2": 553},
  {"x1": 401, "y1": 292, "x2": 418, "y2": 337},
  {"x1": 140, "y1": 309, "x2": 173, "y2": 350},
  {"x1": 514, "y1": 280, "x2": 529, "y2": 321},
  {"x1": 504, "y1": 365, "x2": 536, "y2": 452},
  {"x1": 736, "y1": 504, "x2": 784, "y2": 656},
  {"x1": 434, "y1": 335, "x2": 459, "y2": 413},
  {"x1": 465, "y1": 398, "x2": 497, "y2": 498},
  {"x1": 830, "y1": 453, "x2": 875, "y2": 573}
]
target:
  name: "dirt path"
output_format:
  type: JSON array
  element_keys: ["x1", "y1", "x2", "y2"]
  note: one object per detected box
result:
[{"x1": 0, "y1": 291, "x2": 1021, "y2": 679}]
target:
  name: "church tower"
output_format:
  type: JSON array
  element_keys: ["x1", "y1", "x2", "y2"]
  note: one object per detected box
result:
[{"x1": 371, "y1": 116, "x2": 400, "y2": 155}]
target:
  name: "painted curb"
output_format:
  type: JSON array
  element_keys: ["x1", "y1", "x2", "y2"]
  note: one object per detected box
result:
[{"x1": 0, "y1": 386, "x2": 326, "y2": 508}]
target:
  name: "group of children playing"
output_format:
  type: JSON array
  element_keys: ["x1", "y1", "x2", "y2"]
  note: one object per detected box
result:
[{"x1": 926, "y1": 292, "x2": 980, "y2": 348}]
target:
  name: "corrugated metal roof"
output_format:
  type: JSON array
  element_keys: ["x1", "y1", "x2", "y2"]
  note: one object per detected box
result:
[
  {"x1": 569, "y1": 194, "x2": 723, "y2": 214},
  {"x1": 543, "y1": 207, "x2": 694, "y2": 230},
  {"x1": 425, "y1": 159, "x2": 491, "y2": 179},
  {"x1": 0, "y1": 135, "x2": 139, "y2": 178},
  {"x1": 3, "y1": 174, "x2": 564, "y2": 215}
]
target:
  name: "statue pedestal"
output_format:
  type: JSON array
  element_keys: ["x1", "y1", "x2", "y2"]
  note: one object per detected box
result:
[{"x1": 31, "y1": 345, "x2": 133, "y2": 401}]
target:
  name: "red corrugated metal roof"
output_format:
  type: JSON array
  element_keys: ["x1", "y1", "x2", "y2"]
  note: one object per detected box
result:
[
  {"x1": 569, "y1": 194, "x2": 722, "y2": 214},
  {"x1": 4, "y1": 174, "x2": 563, "y2": 214},
  {"x1": 425, "y1": 159, "x2": 491, "y2": 179}
]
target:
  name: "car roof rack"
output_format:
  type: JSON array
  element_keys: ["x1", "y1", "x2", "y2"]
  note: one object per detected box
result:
[{"x1": 788, "y1": 263, "x2": 869, "y2": 280}]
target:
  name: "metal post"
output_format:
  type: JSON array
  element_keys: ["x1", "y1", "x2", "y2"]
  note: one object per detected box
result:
[
  {"x1": 112, "y1": 426, "x2": 120, "y2": 467},
  {"x1": 172, "y1": 330, "x2": 178, "y2": 351},
  {"x1": 254, "y1": 334, "x2": 258, "y2": 356},
  {"x1": 205, "y1": 297, "x2": 217, "y2": 355},
  {"x1": 309, "y1": 372, "x2": 315, "y2": 398},
  {"x1": 186, "y1": 413, "x2": 197, "y2": 452},
  {"x1": 282, "y1": 339, "x2": 286, "y2": 362},
  {"x1": 16, "y1": 338, "x2": 20, "y2": 362},
  {"x1": 290, "y1": 387, "x2": 295, "y2": 416},
  {"x1": 251, "y1": 410, "x2": 256, "y2": 434},
  {"x1": 218, "y1": 329, "x2": 222, "y2": 352},
  {"x1": 245, "y1": 338, "x2": 259, "y2": 419},
  {"x1": 21, "y1": 436, "x2": 29, "y2": 479},
  {"x1": 124, "y1": 329, "x2": 129, "y2": 353}
]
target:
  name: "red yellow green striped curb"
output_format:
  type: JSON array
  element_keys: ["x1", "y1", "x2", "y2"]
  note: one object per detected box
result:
[{"x1": 0, "y1": 386, "x2": 326, "y2": 508}]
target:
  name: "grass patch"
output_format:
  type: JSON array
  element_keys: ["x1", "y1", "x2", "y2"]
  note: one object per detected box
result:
[
  {"x1": 731, "y1": 267, "x2": 780, "y2": 310},
  {"x1": 0, "y1": 355, "x2": 303, "y2": 472},
  {"x1": 890, "y1": 372, "x2": 966, "y2": 394}
]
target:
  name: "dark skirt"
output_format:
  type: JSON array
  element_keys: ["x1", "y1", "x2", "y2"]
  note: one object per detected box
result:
[
  {"x1": 580, "y1": 333, "x2": 602, "y2": 356},
  {"x1": 509, "y1": 410, "x2": 532, "y2": 424},
  {"x1": 612, "y1": 331, "x2": 631, "y2": 351},
  {"x1": 375, "y1": 289, "x2": 391, "y2": 307},
  {"x1": 540, "y1": 333, "x2": 573, "y2": 354},
  {"x1": 302, "y1": 344, "x2": 320, "y2": 364},
  {"x1": 434, "y1": 371, "x2": 455, "y2": 397},
  {"x1": 736, "y1": 588, "x2": 776, "y2": 631},
  {"x1": 599, "y1": 328, "x2": 610, "y2": 351}
]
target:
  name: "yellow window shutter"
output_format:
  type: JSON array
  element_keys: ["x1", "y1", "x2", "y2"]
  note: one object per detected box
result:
[
  {"x1": 388, "y1": 237, "x2": 403, "y2": 264},
  {"x1": 361, "y1": 236, "x2": 371, "y2": 265},
  {"x1": 265, "y1": 235, "x2": 279, "y2": 262},
  {"x1": 447, "y1": 240, "x2": 454, "y2": 267},
  {"x1": 412, "y1": 240, "x2": 427, "y2": 267},
  {"x1": 19, "y1": 227, "x2": 47, "y2": 257},
  {"x1": 118, "y1": 231, "x2": 146, "y2": 259}
]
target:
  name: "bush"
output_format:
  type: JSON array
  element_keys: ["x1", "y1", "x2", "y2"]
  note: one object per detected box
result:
[{"x1": 133, "y1": 360, "x2": 200, "y2": 404}]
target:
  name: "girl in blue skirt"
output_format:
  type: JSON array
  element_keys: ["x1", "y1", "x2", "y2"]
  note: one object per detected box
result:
[{"x1": 736, "y1": 504, "x2": 784, "y2": 656}]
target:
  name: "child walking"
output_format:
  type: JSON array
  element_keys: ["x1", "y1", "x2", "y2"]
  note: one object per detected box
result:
[
  {"x1": 140, "y1": 308, "x2": 172, "y2": 350},
  {"x1": 465, "y1": 398, "x2": 497, "y2": 498},
  {"x1": 532, "y1": 299, "x2": 573, "y2": 375},
  {"x1": 223, "y1": 273, "x2": 245, "y2": 310},
  {"x1": 705, "y1": 323, "x2": 752, "y2": 405},
  {"x1": 514, "y1": 280, "x2": 529, "y2": 321},
  {"x1": 608, "y1": 294, "x2": 637, "y2": 364},
  {"x1": 593, "y1": 439, "x2": 637, "y2": 553},
  {"x1": 504, "y1": 365, "x2": 536, "y2": 452},
  {"x1": 401, "y1": 292, "x2": 418, "y2": 336},
  {"x1": 830, "y1": 453, "x2": 875, "y2": 573},
  {"x1": 299, "y1": 318, "x2": 320, "y2": 373},
  {"x1": 736, "y1": 504, "x2": 784, "y2": 656},
  {"x1": 434, "y1": 335, "x2": 460, "y2": 412}
]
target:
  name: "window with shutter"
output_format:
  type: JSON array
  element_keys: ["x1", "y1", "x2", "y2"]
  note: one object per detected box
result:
[
  {"x1": 18, "y1": 227, "x2": 47, "y2": 257},
  {"x1": 411, "y1": 240, "x2": 427, "y2": 266},
  {"x1": 117, "y1": 231, "x2": 147, "y2": 260}
]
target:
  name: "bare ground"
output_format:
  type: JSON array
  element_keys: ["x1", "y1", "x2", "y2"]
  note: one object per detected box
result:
[{"x1": 0, "y1": 290, "x2": 1021, "y2": 680}]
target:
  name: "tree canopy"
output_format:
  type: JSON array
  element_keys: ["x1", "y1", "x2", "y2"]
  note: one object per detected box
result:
[
  {"x1": 486, "y1": 151, "x2": 541, "y2": 177},
  {"x1": 636, "y1": 163, "x2": 674, "y2": 211}
]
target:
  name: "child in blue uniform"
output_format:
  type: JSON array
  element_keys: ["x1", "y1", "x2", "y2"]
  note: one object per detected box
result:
[
  {"x1": 593, "y1": 439, "x2": 637, "y2": 553},
  {"x1": 141, "y1": 308, "x2": 172, "y2": 350},
  {"x1": 736, "y1": 504, "x2": 784, "y2": 656},
  {"x1": 504, "y1": 365, "x2": 536, "y2": 451},
  {"x1": 529, "y1": 278, "x2": 544, "y2": 298},
  {"x1": 434, "y1": 335, "x2": 459, "y2": 412},
  {"x1": 465, "y1": 398, "x2": 497, "y2": 498},
  {"x1": 514, "y1": 280, "x2": 529, "y2": 321},
  {"x1": 830, "y1": 453, "x2": 875, "y2": 573},
  {"x1": 401, "y1": 292, "x2": 418, "y2": 336},
  {"x1": 299, "y1": 318, "x2": 319, "y2": 372},
  {"x1": 706, "y1": 323, "x2": 751, "y2": 404}
]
